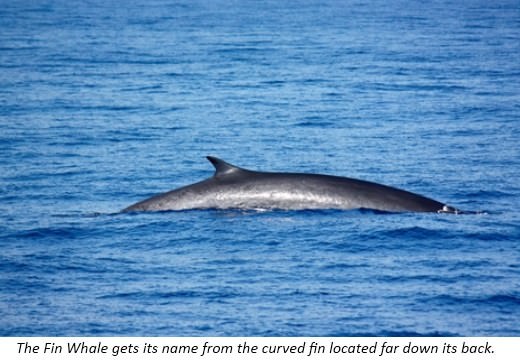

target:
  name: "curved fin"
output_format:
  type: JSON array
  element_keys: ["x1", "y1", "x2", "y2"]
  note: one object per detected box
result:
[{"x1": 206, "y1": 156, "x2": 247, "y2": 177}]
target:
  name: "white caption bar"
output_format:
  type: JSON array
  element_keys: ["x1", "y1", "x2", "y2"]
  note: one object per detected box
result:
[{"x1": 1, "y1": 337, "x2": 518, "y2": 360}]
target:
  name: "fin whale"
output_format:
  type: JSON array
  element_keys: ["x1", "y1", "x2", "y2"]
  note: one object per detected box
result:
[{"x1": 123, "y1": 156, "x2": 461, "y2": 214}]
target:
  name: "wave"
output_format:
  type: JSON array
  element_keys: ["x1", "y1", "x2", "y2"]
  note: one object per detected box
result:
[
  {"x1": 98, "y1": 288, "x2": 241, "y2": 301},
  {"x1": 374, "y1": 226, "x2": 444, "y2": 239},
  {"x1": 425, "y1": 293, "x2": 520, "y2": 307}
]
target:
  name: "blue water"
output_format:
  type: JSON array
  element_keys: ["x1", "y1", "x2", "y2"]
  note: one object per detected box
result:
[{"x1": 1, "y1": 0, "x2": 519, "y2": 336}]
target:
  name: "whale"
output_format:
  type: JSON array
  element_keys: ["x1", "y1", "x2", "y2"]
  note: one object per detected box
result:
[{"x1": 122, "y1": 156, "x2": 462, "y2": 214}]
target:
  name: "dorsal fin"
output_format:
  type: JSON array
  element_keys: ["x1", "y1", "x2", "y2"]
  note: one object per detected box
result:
[{"x1": 206, "y1": 156, "x2": 246, "y2": 177}]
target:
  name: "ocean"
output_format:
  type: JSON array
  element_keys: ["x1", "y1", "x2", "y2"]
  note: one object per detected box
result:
[{"x1": 0, "y1": 0, "x2": 519, "y2": 336}]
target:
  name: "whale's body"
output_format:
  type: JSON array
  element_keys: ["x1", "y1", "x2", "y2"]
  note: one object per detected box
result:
[{"x1": 123, "y1": 156, "x2": 459, "y2": 213}]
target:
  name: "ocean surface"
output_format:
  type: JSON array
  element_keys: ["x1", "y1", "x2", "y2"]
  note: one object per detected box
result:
[{"x1": 1, "y1": 0, "x2": 519, "y2": 336}]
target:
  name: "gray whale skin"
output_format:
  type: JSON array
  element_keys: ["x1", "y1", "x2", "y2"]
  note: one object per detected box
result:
[{"x1": 123, "y1": 156, "x2": 462, "y2": 214}]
